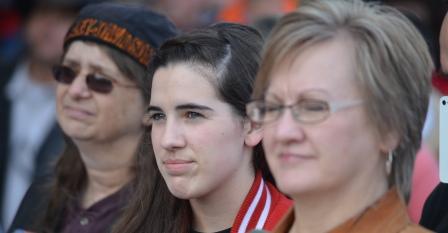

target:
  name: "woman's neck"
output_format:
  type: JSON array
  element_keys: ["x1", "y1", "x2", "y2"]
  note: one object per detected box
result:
[
  {"x1": 290, "y1": 171, "x2": 388, "y2": 233},
  {"x1": 81, "y1": 165, "x2": 132, "y2": 208},
  {"x1": 190, "y1": 152, "x2": 255, "y2": 232},
  {"x1": 77, "y1": 133, "x2": 142, "y2": 208}
]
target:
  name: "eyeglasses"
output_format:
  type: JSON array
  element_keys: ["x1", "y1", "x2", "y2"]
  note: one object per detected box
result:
[
  {"x1": 246, "y1": 97, "x2": 363, "y2": 125},
  {"x1": 52, "y1": 65, "x2": 136, "y2": 94}
]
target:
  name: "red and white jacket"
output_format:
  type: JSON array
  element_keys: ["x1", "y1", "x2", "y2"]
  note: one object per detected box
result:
[{"x1": 230, "y1": 172, "x2": 292, "y2": 233}]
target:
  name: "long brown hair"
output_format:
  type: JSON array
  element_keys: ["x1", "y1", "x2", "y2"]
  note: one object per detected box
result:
[
  {"x1": 38, "y1": 42, "x2": 149, "y2": 232},
  {"x1": 112, "y1": 23, "x2": 272, "y2": 233}
]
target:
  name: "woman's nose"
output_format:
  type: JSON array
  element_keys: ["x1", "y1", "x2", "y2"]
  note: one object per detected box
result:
[
  {"x1": 160, "y1": 118, "x2": 186, "y2": 150},
  {"x1": 66, "y1": 74, "x2": 92, "y2": 99},
  {"x1": 273, "y1": 108, "x2": 306, "y2": 143}
]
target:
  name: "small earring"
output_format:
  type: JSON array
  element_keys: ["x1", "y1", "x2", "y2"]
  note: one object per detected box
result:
[{"x1": 386, "y1": 151, "x2": 394, "y2": 175}]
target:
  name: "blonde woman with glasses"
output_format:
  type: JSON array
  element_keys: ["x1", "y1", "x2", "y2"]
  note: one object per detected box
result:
[{"x1": 247, "y1": 0, "x2": 434, "y2": 232}]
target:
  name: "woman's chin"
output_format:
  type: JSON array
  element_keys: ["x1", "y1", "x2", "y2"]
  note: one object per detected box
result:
[
  {"x1": 166, "y1": 182, "x2": 195, "y2": 200},
  {"x1": 276, "y1": 176, "x2": 319, "y2": 198}
]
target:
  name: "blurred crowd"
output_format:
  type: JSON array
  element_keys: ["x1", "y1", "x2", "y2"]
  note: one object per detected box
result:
[{"x1": 0, "y1": 0, "x2": 448, "y2": 232}]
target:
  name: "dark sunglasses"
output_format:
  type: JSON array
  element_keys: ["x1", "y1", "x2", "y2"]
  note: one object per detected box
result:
[{"x1": 52, "y1": 65, "x2": 136, "y2": 94}]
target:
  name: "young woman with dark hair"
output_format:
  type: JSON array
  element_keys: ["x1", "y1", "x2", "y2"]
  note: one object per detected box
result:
[{"x1": 113, "y1": 23, "x2": 291, "y2": 233}]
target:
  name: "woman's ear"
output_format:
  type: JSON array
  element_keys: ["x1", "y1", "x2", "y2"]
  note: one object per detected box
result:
[
  {"x1": 379, "y1": 130, "x2": 400, "y2": 153},
  {"x1": 244, "y1": 119, "x2": 263, "y2": 147}
]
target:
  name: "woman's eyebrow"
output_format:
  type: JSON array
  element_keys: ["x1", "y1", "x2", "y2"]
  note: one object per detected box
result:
[
  {"x1": 264, "y1": 92, "x2": 282, "y2": 102},
  {"x1": 147, "y1": 104, "x2": 213, "y2": 112},
  {"x1": 147, "y1": 106, "x2": 162, "y2": 112},
  {"x1": 176, "y1": 103, "x2": 213, "y2": 111}
]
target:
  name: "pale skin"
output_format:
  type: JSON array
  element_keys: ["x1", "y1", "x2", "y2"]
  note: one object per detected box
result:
[
  {"x1": 77, "y1": 139, "x2": 138, "y2": 208},
  {"x1": 262, "y1": 36, "x2": 396, "y2": 233},
  {"x1": 149, "y1": 63, "x2": 262, "y2": 232},
  {"x1": 56, "y1": 41, "x2": 146, "y2": 208}
]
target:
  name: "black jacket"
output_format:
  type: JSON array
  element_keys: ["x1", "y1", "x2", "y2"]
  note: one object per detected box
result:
[{"x1": 420, "y1": 182, "x2": 448, "y2": 233}]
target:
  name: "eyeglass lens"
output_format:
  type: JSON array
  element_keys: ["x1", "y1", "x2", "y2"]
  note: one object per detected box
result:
[{"x1": 52, "y1": 65, "x2": 114, "y2": 94}]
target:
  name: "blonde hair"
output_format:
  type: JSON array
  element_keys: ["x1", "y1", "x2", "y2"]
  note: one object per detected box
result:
[{"x1": 253, "y1": 0, "x2": 433, "y2": 201}]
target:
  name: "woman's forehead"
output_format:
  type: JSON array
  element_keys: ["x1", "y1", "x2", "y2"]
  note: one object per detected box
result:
[
  {"x1": 151, "y1": 63, "x2": 220, "y2": 101},
  {"x1": 266, "y1": 38, "x2": 359, "y2": 99},
  {"x1": 64, "y1": 42, "x2": 115, "y2": 68}
]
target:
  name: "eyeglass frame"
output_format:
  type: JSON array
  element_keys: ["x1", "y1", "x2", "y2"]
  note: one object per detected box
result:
[{"x1": 246, "y1": 98, "x2": 363, "y2": 125}]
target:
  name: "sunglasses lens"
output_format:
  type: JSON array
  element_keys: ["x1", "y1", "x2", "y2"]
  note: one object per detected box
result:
[
  {"x1": 53, "y1": 65, "x2": 114, "y2": 94},
  {"x1": 53, "y1": 65, "x2": 76, "y2": 84},
  {"x1": 86, "y1": 75, "x2": 113, "y2": 94}
]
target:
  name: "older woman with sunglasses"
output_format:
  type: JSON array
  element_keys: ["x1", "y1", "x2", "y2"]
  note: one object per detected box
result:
[
  {"x1": 8, "y1": 3, "x2": 176, "y2": 233},
  {"x1": 247, "y1": 0, "x2": 433, "y2": 232}
]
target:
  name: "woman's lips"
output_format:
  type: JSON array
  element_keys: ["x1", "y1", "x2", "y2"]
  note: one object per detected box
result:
[
  {"x1": 278, "y1": 153, "x2": 314, "y2": 164},
  {"x1": 64, "y1": 106, "x2": 94, "y2": 120},
  {"x1": 163, "y1": 159, "x2": 195, "y2": 175}
]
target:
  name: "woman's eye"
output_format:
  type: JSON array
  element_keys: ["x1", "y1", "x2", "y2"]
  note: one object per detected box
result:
[
  {"x1": 185, "y1": 111, "x2": 203, "y2": 119},
  {"x1": 149, "y1": 113, "x2": 166, "y2": 121},
  {"x1": 300, "y1": 101, "x2": 327, "y2": 112},
  {"x1": 265, "y1": 104, "x2": 281, "y2": 113}
]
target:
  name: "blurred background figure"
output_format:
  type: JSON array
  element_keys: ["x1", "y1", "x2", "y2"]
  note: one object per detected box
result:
[
  {"x1": 218, "y1": 0, "x2": 297, "y2": 25},
  {"x1": 143, "y1": 0, "x2": 297, "y2": 32},
  {"x1": 147, "y1": 0, "x2": 226, "y2": 32},
  {"x1": 0, "y1": 0, "x2": 93, "y2": 231},
  {"x1": 0, "y1": 1, "x2": 24, "y2": 66},
  {"x1": 218, "y1": 0, "x2": 297, "y2": 37}
]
